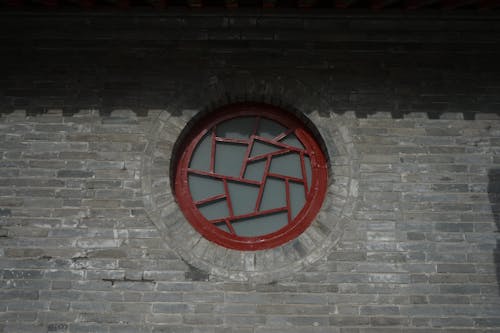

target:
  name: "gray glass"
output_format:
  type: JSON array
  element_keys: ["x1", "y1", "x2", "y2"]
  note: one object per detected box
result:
[
  {"x1": 189, "y1": 132, "x2": 211, "y2": 172},
  {"x1": 304, "y1": 155, "x2": 312, "y2": 191},
  {"x1": 257, "y1": 118, "x2": 286, "y2": 139},
  {"x1": 244, "y1": 160, "x2": 267, "y2": 182},
  {"x1": 215, "y1": 222, "x2": 230, "y2": 233},
  {"x1": 269, "y1": 153, "x2": 302, "y2": 179},
  {"x1": 250, "y1": 140, "x2": 282, "y2": 157},
  {"x1": 227, "y1": 181, "x2": 259, "y2": 216},
  {"x1": 280, "y1": 133, "x2": 304, "y2": 149},
  {"x1": 188, "y1": 174, "x2": 224, "y2": 201},
  {"x1": 215, "y1": 142, "x2": 247, "y2": 177},
  {"x1": 289, "y1": 182, "x2": 306, "y2": 219},
  {"x1": 231, "y1": 212, "x2": 288, "y2": 237},
  {"x1": 216, "y1": 117, "x2": 255, "y2": 139},
  {"x1": 198, "y1": 199, "x2": 229, "y2": 220},
  {"x1": 260, "y1": 178, "x2": 286, "y2": 211}
]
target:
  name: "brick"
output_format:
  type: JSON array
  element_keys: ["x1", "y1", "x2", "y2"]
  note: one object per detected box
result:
[
  {"x1": 153, "y1": 303, "x2": 192, "y2": 313},
  {"x1": 225, "y1": 315, "x2": 266, "y2": 326},
  {"x1": 360, "y1": 306, "x2": 400, "y2": 316},
  {"x1": 3, "y1": 269, "x2": 44, "y2": 279},
  {"x1": 474, "y1": 317, "x2": 500, "y2": 327},
  {"x1": 436, "y1": 264, "x2": 476, "y2": 273},
  {"x1": 256, "y1": 305, "x2": 329, "y2": 315},
  {"x1": 0, "y1": 290, "x2": 39, "y2": 300},
  {"x1": 152, "y1": 326, "x2": 193, "y2": 333},
  {"x1": 370, "y1": 317, "x2": 408, "y2": 326},
  {"x1": 79, "y1": 312, "x2": 142, "y2": 324},
  {"x1": 183, "y1": 314, "x2": 223, "y2": 325},
  {"x1": 434, "y1": 223, "x2": 473, "y2": 232},
  {"x1": 330, "y1": 316, "x2": 370, "y2": 326},
  {"x1": 57, "y1": 170, "x2": 94, "y2": 178},
  {"x1": 428, "y1": 295, "x2": 470, "y2": 304}
]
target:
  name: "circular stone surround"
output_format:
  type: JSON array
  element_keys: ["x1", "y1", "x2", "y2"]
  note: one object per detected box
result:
[{"x1": 142, "y1": 103, "x2": 359, "y2": 282}]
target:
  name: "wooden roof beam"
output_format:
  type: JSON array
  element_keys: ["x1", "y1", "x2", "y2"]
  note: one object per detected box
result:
[
  {"x1": 225, "y1": 0, "x2": 238, "y2": 8},
  {"x1": 187, "y1": 0, "x2": 202, "y2": 7},
  {"x1": 336, "y1": 0, "x2": 358, "y2": 8},
  {"x1": 150, "y1": 0, "x2": 167, "y2": 9},
  {"x1": 79, "y1": 0, "x2": 95, "y2": 8},
  {"x1": 118, "y1": 0, "x2": 130, "y2": 8},
  {"x1": 41, "y1": 0, "x2": 59, "y2": 7},
  {"x1": 5, "y1": 0, "x2": 24, "y2": 6},
  {"x1": 405, "y1": 0, "x2": 440, "y2": 9},
  {"x1": 262, "y1": 0, "x2": 276, "y2": 7},
  {"x1": 442, "y1": 0, "x2": 478, "y2": 8},
  {"x1": 371, "y1": 0, "x2": 399, "y2": 9},
  {"x1": 479, "y1": 0, "x2": 500, "y2": 8},
  {"x1": 297, "y1": 0, "x2": 317, "y2": 8}
]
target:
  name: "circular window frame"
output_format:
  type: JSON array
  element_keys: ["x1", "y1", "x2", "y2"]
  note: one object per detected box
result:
[
  {"x1": 173, "y1": 104, "x2": 328, "y2": 251},
  {"x1": 142, "y1": 99, "x2": 359, "y2": 282}
]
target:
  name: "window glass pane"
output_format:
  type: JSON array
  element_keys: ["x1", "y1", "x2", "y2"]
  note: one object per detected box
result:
[
  {"x1": 216, "y1": 117, "x2": 255, "y2": 139},
  {"x1": 280, "y1": 133, "x2": 304, "y2": 149},
  {"x1": 289, "y1": 182, "x2": 305, "y2": 219},
  {"x1": 188, "y1": 174, "x2": 224, "y2": 201},
  {"x1": 227, "y1": 182, "x2": 259, "y2": 216},
  {"x1": 215, "y1": 142, "x2": 247, "y2": 177},
  {"x1": 257, "y1": 118, "x2": 286, "y2": 139},
  {"x1": 215, "y1": 222, "x2": 230, "y2": 233},
  {"x1": 244, "y1": 160, "x2": 266, "y2": 182},
  {"x1": 260, "y1": 178, "x2": 286, "y2": 211},
  {"x1": 198, "y1": 199, "x2": 229, "y2": 220},
  {"x1": 231, "y1": 212, "x2": 288, "y2": 237},
  {"x1": 270, "y1": 153, "x2": 302, "y2": 179},
  {"x1": 304, "y1": 155, "x2": 312, "y2": 192},
  {"x1": 251, "y1": 140, "x2": 282, "y2": 157},
  {"x1": 189, "y1": 132, "x2": 211, "y2": 171}
]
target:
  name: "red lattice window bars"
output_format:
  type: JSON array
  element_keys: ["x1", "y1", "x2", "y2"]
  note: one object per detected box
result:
[{"x1": 174, "y1": 103, "x2": 328, "y2": 251}]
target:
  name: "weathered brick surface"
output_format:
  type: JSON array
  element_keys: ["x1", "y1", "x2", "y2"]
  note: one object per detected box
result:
[{"x1": 0, "y1": 11, "x2": 500, "y2": 333}]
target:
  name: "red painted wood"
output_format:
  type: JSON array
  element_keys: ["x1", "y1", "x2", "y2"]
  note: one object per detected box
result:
[
  {"x1": 239, "y1": 136, "x2": 254, "y2": 178},
  {"x1": 194, "y1": 193, "x2": 226, "y2": 206},
  {"x1": 336, "y1": 0, "x2": 357, "y2": 8},
  {"x1": 285, "y1": 179, "x2": 291, "y2": 223},
  {"x1": 209, "y1": 206, "x2": 289, "y2": 224},
  {"x1": 300, "y1": 152, "x2": 308, "y2": 194},
  {"x1": 174, "y1": 103, "x2": 328, "y2": 251},
  {"x1": 6, "y1": 0, "x2": 24, "y2": 7},
  {"x1": 442, "y1": 0, "x2": 477, "y2": 8},
  {"x1": 188, "y1": 169, "x2": 261, "y2": 186},
  {"x1": 41, "y1": 0, "x2": 58, "y2": 7},
  {"x1": 479, "y1": 0, "x2": 500, "y2": 8},
  {"x1": 210, "y1": 129, "x2": 216, "y2": 173},
  {"x1": 80, "y1": 0, "x2": 95, "y2": 8},
  {"x1": 254, "y1": 155, "x2": 271, "y2": 212},
  {"x1": 223, "y1": 179, "x2": 235, "y2": 217},
  {"x1": 247, "y1": 149, "x2": 291, "y2": 163}
]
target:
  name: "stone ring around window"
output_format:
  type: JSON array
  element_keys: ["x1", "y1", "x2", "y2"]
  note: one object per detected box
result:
[{"x1": 142, "y1": 102, "x2": 358, "y2": 282}]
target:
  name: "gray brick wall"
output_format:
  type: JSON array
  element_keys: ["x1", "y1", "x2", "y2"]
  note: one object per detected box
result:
[{"x1": 0, "y1": 11, "x2": 500, "y2": 333}]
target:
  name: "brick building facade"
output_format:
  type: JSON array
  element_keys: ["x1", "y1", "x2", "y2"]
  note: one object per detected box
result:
[{"x1": 1, "y1": 11, "x2": 500, "y2": 332}]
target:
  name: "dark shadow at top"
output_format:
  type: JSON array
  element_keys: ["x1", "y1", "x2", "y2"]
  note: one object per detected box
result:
[
  {"x1": 0, "y1": 109, "x2": 497, "y2": 119},
  {"x1": 488, "y1": 169, "x2": 500, "y2": 295}
]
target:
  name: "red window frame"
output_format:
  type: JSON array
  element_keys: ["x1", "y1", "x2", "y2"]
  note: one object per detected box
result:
[{"x1": 174, "y1": 103, "x2": 328, "y2": 251}]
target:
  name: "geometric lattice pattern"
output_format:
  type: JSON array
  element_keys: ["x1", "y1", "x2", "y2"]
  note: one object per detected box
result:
[{"x1": 188, "y1": 116, "x2": 313, "y2": 237}]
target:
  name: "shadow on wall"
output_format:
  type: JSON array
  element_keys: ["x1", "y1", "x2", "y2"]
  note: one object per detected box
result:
[{"x1": 488, "y1": 169, "x2": 500, "y2": 295}]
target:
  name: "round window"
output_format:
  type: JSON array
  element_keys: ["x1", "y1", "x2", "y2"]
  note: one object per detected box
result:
[{"x1": 174, "y1": 103, "x2": 328, "y2": 251}]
